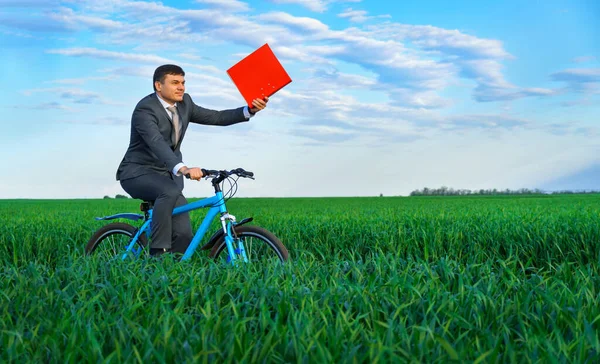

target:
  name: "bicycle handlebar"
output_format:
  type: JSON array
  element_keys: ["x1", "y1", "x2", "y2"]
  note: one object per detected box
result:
[{"x1": 185, "y1": 168, "x2": 254, "y2": 180}]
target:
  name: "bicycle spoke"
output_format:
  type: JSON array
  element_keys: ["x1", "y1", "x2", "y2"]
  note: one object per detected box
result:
[
  {"x1": 95, "y1": 234, "x2": 126, "y2": 259},
  {"x1": 86, "y1": 223, "x2": 147, "y2": 261},
  {"x1": 214, "y1": 228, "x2": 287, "y2": 265},
  {"x1": 243, "y1": 236, "x2": 272, "y2": 262}
]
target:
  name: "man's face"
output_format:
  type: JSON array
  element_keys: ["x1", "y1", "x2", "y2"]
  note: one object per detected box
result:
[{"x1": 155, "y1": 74, "x2": 185, "y2": 104}]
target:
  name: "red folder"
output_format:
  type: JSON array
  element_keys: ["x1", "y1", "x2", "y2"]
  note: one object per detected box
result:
[{"x1": 227, "y1": 43, "x2": 292, "y2": 108}]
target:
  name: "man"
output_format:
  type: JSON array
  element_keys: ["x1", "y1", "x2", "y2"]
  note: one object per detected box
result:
[{"x1": 116, "y1": 64, "x2": 267, "y2": 256}]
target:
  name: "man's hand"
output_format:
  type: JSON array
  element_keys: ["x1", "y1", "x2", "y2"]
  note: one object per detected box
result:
[
  {"x1": 179, "y1": 166, "x2": 204, "y2": 180},
  {"x1": 249, "y1": 96, "x2": 269, "y2": 114}
]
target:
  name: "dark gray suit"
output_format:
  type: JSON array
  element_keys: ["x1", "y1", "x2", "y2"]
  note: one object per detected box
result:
[{"x1": 116, "y1": 92, "x2": 249, "y2": 253}]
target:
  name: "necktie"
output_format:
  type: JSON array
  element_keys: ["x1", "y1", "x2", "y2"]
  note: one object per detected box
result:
[{"x1": 166, "y1": 105, "x2": 180, "y2": 145}]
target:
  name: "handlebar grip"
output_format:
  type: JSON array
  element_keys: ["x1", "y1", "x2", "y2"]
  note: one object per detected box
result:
[
  {"x1": 185, "y1": 173, "x2": 191, "y2": 179},
  {"x1": 232, "y1": 167, "x2": 253, "y2": 177}
]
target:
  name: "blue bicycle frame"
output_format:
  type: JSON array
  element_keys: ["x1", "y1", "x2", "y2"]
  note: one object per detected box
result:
[{"x1": 120, "y1": 191, "x2": 249, "y2": 264}]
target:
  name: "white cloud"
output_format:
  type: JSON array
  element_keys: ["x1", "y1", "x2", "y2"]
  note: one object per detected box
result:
[
  {"x1": 268, "y1": 0, "x2": 361, "y2": 13},
  {"x1": 573, "y1": 56, "x2": 597, "y2": 63},
  {"x1": 46, "y1": 75, "x2": 118, "y2": 85},
  {"x1": 560, "y1": 97, "x2": 596, "y2": 108},
  {"x1": 119, "y1": 1, "x2": 172, "y2": 14},
  {"x1": 458, "y1": 59, "x2": 557, "y2": 102},
  {"x1": 48, "y1": 7, "x2": 124, "y2": 31},
  {"x1": 353, "y1": 23, "x2": 558, "y2": 102},
  {"x1": 20, "y1": 87, "x2": 121, "y2": 105},
  {"x1": 268, "y1": 0, "x2": 329, "y2": 12},
  {"x1": 267, "y1": 45, "x2": 334, "y2": 64},
  {"x1": 0, "y1": 28, "x2": 36, "y2": 38},
  {"x1": 0, "y1": 0, "x2": 59, "y2": 7},
  {"x1": 365, "y1": 23, "x2": 513, "y2": 59},
  {"x1": 551, "y1": 68, "x2": 600, "y2": 93},
  {"x1": 257, "y1": 11, "x2": 331, "y2": 34},
  {"x1": 389, "y1": 89, "x2": 452, "y2": 109},
  {"x1": 445, "y1": 114, "x2": 529, "y2": 129},
  {"x1": 177, "y1": 53, "x2": 205, "y2": 61},
  {"x1": 337, "y1": 7, "x2": 390, "y2": 23},
  {"x1": 310, "y1": 68, "x2": 378, "y2": 88},
  {"x1": 21, "y1": 102, "x2": 74, "y2": 111},
  {"x1": 97, "y1": 65, "x2": 157, "y2": 79},
  {"x1": 46, "y1": 47, "x2": 222, "y2": 74},
  {"x1": 47, "y1": 47, "x2": 176, "y2": 64},
  {"x1": 552, "y1": 68, "x2": 600, "y2": 83},
  {"x1": 194, "y1": 0, "x2": 250, "y2": 12},
  {"x1": 542, "y1": 121, "x2": 599, "y2": 136}
]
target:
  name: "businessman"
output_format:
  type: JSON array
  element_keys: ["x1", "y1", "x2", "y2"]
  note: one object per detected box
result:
[{"x1": 116, "y1": 64, "x2": 268, "y2": 256}]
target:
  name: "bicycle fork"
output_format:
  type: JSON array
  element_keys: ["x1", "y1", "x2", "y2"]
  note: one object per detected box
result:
[{"x1": 221, "y1": 213, "x2": 249, "y2": 265}]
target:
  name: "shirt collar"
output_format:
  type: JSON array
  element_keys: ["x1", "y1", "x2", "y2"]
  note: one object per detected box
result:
[{"x1": 156, "y1": 92, "x2": 176, "y2": 109}]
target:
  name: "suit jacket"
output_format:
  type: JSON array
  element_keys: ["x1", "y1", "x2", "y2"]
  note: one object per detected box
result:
[{"x1": 116, "y1": 93, "x2": 248, "y2": 188}]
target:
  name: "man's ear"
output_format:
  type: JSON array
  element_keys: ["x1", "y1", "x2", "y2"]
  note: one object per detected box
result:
[{"x1": 154, "y1": 81, "x2": 161, "y2": 91}]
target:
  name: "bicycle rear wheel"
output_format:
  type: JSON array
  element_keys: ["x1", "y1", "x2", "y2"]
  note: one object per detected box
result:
[
  {"x1": 209, "y1": 225, "x2": 288, "y2": 264},
  {"x1": 85, "y1": 222, "x2": 148, "y2": 259}
]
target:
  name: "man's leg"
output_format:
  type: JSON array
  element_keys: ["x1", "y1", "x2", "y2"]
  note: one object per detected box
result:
[
  {"x1": 120, "y1": 173, "x2": 182, "y2": 250},
  {"x1": 170, "y1": 194, "x2": 194, "y2": 255}
]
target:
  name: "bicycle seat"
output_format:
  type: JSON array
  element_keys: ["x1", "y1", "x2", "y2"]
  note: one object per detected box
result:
[{"x1": 140, "y1": 200, "x2": 154, "y2": 212}]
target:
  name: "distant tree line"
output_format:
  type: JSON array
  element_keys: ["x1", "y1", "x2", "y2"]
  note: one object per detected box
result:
[
  {"x1": 409, "y1": 186, "x2": 600, "y2": 196},
  {"x1": 548, "y1": 190, "x2": 600, "y2": 195},
  {"x1": 103, "y1": 194, "x2": 130, "y2": 199}
]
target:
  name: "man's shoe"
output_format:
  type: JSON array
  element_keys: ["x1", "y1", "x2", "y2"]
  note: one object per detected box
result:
[{"x1": 149, "y1": 247, "x2": 169, "y2": 257}]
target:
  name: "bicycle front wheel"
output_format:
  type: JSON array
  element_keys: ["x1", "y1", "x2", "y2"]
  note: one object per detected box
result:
[
  {"x1": 209, "y1": 225, "x2": 289, "y2": 264},
  {"x1": 85, "y1": 222, "x2": 148, "y2": 260}
]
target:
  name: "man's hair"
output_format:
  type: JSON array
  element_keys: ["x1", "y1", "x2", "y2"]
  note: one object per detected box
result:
[{"x1": 153, "y1": 64, "x2": 185, "y2": 91}]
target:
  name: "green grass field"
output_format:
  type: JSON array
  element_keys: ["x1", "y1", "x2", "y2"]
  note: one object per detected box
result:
[{"x1": 2, "y1": 195, "x2": 600, "y2": 362}]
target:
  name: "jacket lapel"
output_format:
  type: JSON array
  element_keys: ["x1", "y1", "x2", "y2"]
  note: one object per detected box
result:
[
  {"x1": 174, "y1": 98, "x2": 188, "y2": 151},
  {"x1": 151, "y1": 93, "x2": 180, "y2": 148},
  {"x1": 152, "y1": 93, "x2": 172, "y2": 121}
]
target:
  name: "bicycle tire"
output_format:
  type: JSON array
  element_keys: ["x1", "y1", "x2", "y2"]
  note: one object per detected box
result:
[
  {"x1": 209, "y1": 225, "x2": 289, "y2": 263},
  {"x1": 85, "y1": 222, "x2": 148, "y2": 258}
]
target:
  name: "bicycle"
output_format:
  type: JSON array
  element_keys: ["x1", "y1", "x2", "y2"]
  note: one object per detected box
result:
[{"x1": 85, "y1": 168, "x2": 288, "y2": 265}]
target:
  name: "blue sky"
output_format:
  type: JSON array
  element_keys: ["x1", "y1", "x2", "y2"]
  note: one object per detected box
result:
[{"x1": 1, "y1": 0, "x2": 598, "y2": 198}]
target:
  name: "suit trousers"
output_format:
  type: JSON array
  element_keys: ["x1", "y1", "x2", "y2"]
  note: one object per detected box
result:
[{"x1": 120, "y1": 172, "x2": 193, "y2": 254}]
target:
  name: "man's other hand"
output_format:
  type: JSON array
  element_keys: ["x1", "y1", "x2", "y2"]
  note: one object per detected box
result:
[
  {"x1": 180, "y1": 166, "x2": 204, "y2": 180},
  {"x1": 249, "y1": 96, "x2": 269, "y2": 114}
]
